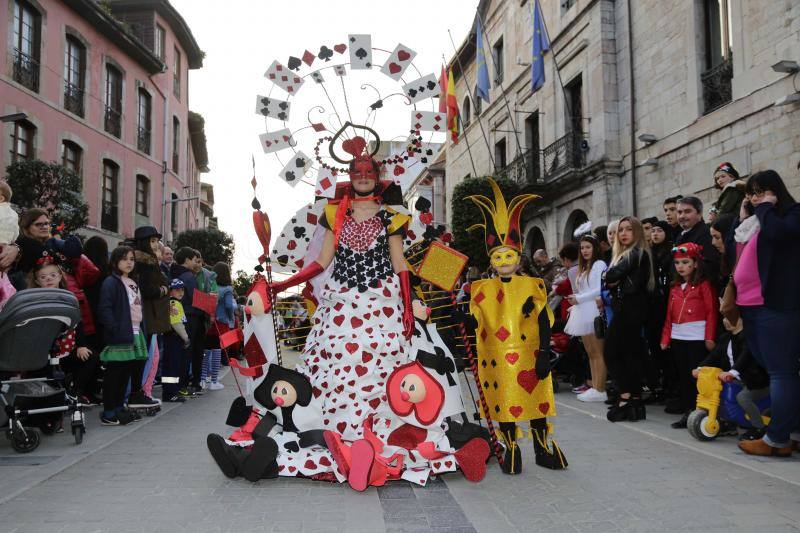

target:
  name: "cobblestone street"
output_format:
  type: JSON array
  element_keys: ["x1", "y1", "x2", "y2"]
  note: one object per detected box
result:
[{"x1": 1, "y1": 357, "x2": 798, "y2": 533}]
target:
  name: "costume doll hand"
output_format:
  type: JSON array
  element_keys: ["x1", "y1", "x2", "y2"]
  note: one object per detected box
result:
[
  {"x1": 535, "y1": 349, "x2": 551, "y2": 380},
  {"x1": 402, "y1": 304, "x2": 415, "y2": 341}
]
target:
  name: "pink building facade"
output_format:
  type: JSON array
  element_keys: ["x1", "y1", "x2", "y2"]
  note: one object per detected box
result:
[{"x1": 0, "y1": 0, "x2": 209, "y2": 243}]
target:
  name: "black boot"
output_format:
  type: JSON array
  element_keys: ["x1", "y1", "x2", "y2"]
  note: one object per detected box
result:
[
  {"x1": 629, "y1": 397, "x2": 646, "y2": 421},
  {"x1": 531, "y1": 419, "x2": 568, "y2": 470},
  {"x1": 241, "y1": 437, "x2": 280, "y2": 482},
  {"x1": 499, "y1": 422, "x2": 521, "y2": 475},
  {"x1": 207, "y1": 433, "x2": 246, "y2": 478},
  {"x1": 607, "y1": 397, "x2": 632, "y2": 422}
]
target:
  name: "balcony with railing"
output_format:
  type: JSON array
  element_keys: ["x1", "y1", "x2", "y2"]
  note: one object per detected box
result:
[
  {"x1": 12, "y1": 49, "x2": 39, "y2": 92},
  {"x1": 104, "y1": 107, "x2": 122, "y2": 138},
  {"x1": 137, "y1": 127, "x2": 151, "y2": 155},
  {"x1": 494, "y1": 149, "x2": 540, "y2": 186},
  {"x1": 701, "y1": 57, "x2": 733, "y2": 115},
  {"x1": 64, "y1": 83, "x2": 84, "y2": 117},
  {"x1": 542, "y1": 130, "x2": 586, "y2": 182}
]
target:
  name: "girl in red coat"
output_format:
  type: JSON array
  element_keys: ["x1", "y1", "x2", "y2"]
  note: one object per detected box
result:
[{"x1": 660, "y1": 242, "x2": 719, "y2": 428}]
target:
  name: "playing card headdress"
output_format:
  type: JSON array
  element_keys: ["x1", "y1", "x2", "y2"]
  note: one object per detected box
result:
[{"x1": 466, "y1": 178, "x2": 540, "y2": 255}]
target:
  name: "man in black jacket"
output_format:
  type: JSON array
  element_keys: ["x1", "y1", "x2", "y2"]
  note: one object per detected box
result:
[{"x1": 675, "y1": 196, "x2": 720, "y2": 286}]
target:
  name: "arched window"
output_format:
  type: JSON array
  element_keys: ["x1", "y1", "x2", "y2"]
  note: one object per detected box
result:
[
  {"x1": 564, "y1": 209, "x2": 589, "y2": 243},
  {"x1": 461, "y1": 97, "x2": 471, "y2": 129},
  {"x1": 104, "y1": 64, "x2": 123, "y2": 137},
  {"x1": 10, "y1": 120, "x2": 36, "y2": 162},
  {"x1": 61, "y1": 140, "x2": 82, "y2": 175},
  {"x1": 64, "y1": 36, "x2": 86, "y2": 116},
  {"x1": 525, "y1": 226, "x2": 546, "y2": 258},
  {"x1": 473, "y1": 87, "x2": 482, "y2": 116},
  {"x1": 101, "y1": 159, "x2": 119, "y2": 232}
]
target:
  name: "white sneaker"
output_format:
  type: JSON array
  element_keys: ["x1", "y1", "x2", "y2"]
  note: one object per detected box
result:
[
  {"x1": 208, "y1": 381, "x2": 224, "y2": 391},
  {"x1": 577, "y1": 388, "x2": 608, "y2": 402}
]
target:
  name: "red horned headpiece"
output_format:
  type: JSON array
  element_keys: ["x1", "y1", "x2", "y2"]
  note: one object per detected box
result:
[
  {"x1": 328, "y1": 122, "x2": 382, "y2": 184},
  {"x1": 672, "y1": 242, "x2": 703, "y2": 260}
]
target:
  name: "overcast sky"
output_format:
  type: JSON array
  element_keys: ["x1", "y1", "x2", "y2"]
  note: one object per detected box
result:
[{"x1": 169, "y1": 0, "x2": 477, "y2": 273}]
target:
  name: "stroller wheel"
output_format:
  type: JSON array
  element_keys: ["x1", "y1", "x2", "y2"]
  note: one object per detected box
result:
[{"x1": 10, "y1": 428, "x2": 41, "y2": 453}]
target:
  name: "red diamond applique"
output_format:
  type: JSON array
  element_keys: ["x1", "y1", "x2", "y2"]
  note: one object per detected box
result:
[
  {"x1": 250, "y1": 176, "x2": 258, "y2": 189},
  {"x1": 415, "y1": 112, "x2": 423, "y2": 119},
  {"x1": 496, "y1": 289, "x2": 504, "y2": 303},
  {"x1": 302, "y1": 50, "x2": 315, "y2": 66},
  {"x1": 480, "y1": 329, "x2": 487, "y2": 341},
  {"x1": 435, "y1": 115, "x2": 442, "y2": 121},
  {"x1": 307, "y1": 213, "x2": 318, "y2": 225},
  {"x1": 495, "y1": 327, "x2": 510, "y2": 342},
  {"x1": 311, "y1": 123, "x2": 326, "y2": 132},
  {"x1": 319, "y1": 177, "x2": 331, "y2": 190},
  {"x1": 473, "y1": 291, "x2": 485, "y2": 304},
  {"x1": 433, "y1": 125, "x2": 441, "y2": 131}
]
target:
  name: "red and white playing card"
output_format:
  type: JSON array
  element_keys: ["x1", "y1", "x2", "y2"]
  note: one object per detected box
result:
[
  {"x1": 314, "y1": 168, "x2": 337, "y2": 198},
  {"x1": 259, "y1": 129, "x2": 296, "y2": 153},
  {"x1": 380, "y1": 43, "x2": 417, "y2": 81},
  {"x1": 265, "y1": 60, "x2": 305, "y2": 94},
  {"x1": 411, "y1": 110, "x2": 446, "y2": 132}
]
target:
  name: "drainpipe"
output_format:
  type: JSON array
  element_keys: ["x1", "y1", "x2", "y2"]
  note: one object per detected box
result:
[
  {"x1": 627, "y1": 0, "x2": 637, "y2": 216},
  {"x1": 149, "y1": 71, "x2": 169, "y2": 237}
]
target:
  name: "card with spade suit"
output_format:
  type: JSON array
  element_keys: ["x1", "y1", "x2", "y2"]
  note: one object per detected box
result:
[
  {"x1": 310, "y1": 70, "x2": 325, "y2": 84},
  {"x1": 402, "y1": 73, "x2": 439, "y2": 104},
  {"x1": 348, "y1": 34, "x2": 372, "y2": 70},
  {"x1": 259, "y1": 129, "x2": 296, "y2": 153},
  {"x1": 411, "y1": 110, "x2": 446, "y2": 132},
  {"x1": 314, "y1": 168, "x2": 338, "y2": 198},
  {"x1": 380, "y1": 43, "x2": 416, "y2": 81},
  {"x1": 271, "y1": 200, "x2": 326, "y2": 274},
  {"x1": 255, "y1": 95, "x2": 291, "y2": 121},
  {"x1": 278, "y1": 150, "x2": 311, "y2": 187},
  {"x1": 264, "y1": 60, "x2": 305, "y2": 94}
]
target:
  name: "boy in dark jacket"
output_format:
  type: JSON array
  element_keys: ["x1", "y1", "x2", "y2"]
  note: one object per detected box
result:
[
  {"x1": 694, "y1": 317, "x2": 770, "y2": 440},
  {"x1": 171, "y1": 247, "x2": 205, "y2": 395}
]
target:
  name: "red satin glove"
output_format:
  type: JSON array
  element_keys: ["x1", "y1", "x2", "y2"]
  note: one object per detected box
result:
[
  {"x1": 271, "y1": 261, "x2": 324, "y2": 295},
  {"x1": 399, "y1": 270, "x2": 414, "y2": 341}
]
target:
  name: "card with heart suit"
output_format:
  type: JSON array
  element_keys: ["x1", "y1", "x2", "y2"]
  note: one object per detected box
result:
[
  {"x1": 255, "y1": 95, "x2": 291, "y2": 121},
  {"x1": 271, "y1": 200, "x2": 326, "y2": 274},
  {"x1": 402, "y1": 73, "x2": 440, "y2": 104},
  {"x1": 278, "y1": 151, "x2": 312, "y2": 187},
  {"x1": 333, "y1": 64, "x2": 346, "y2": 77},
  {"x1": 380, "y1": 43, "x2": 416, "y2": 81},
  {"x1": 348, "y1": 34, "x2": 372, "y2": 70},
  {"x1": 411, "y1": 110, "x2": 446, "y2": 132},
  {"x1": 314, "y1": 168, "x2": 338, "y2": 198},
  {"x1": 310, "y1": 70, "x2": 325, "y2": 84},
  {"x1": 264, "y1": 60, "x2": 305, "y2": 94},
  {"x1": 259, "y1": 129, "x2": 296, "y2": 153}
]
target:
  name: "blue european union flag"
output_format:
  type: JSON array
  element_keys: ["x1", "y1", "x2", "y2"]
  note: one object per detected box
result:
[
  {"x1": 475, "y1": 19, "x2": 491, "y2": 103},
  {"x1": 531, "y1": 0, "x2": 550, "y2": 92}
]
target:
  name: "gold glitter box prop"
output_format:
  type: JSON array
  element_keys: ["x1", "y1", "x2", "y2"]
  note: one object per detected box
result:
[{"x1": 416, "y1": 242, "x2": 469, "y2": 292}]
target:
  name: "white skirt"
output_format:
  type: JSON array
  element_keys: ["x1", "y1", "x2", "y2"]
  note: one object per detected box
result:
[{"x1": 564, "y1": 300, "x2": 600, "y2": 337}]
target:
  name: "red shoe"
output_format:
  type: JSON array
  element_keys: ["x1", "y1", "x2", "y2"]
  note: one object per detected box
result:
[
  {"x1": 454, "y1": 438, "x2": 490, "y2": 482},
  {"x1": 323, "y1": 430, "x2": 351, "y2": 477},
  {"x1": 348, "y1": 439, "x2": 376, "y2": 492}
]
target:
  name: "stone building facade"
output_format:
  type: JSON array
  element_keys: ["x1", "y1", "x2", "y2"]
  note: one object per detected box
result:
[
  {"x1": 1, "y1": 0, "x2": 212, "y2": 244},
  {"x1": 444, "y1": 0, "x2": 800, "y2": 257}
]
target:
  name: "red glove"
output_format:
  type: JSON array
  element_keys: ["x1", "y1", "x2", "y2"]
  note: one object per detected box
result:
[
  {"x1": 399, "y1": 270, "x2": 414, "y2": 341},
  {"x1": 271, "y1": 261, "x2": 324, "y2": 295}
]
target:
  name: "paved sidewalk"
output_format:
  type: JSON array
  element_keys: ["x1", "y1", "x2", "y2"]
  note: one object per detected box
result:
[{"x1": 0, "y1": 361, "x2": 798, "y2": 532}]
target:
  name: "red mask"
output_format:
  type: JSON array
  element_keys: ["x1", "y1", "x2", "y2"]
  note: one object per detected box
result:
[{"x1": 349, "y1": 154, "x2": 379, "y2": 184}]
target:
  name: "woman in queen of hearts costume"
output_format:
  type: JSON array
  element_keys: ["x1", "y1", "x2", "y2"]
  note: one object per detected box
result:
[
  {"x1": 268, "y1": 130, "x2": 415, "y2": 442},
  {"x1": 467, "y1": 178, "x2": 568, "y2": 473}
]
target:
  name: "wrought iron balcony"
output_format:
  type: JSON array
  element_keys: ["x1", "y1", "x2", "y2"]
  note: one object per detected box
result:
[
  {"x1": 542, "y1": 131, "x2": 586, "y2": 181},
  {"x1": 137, "y1": 126, "x2": 151, "y2": 155},
  {"x1": 64, "y1": 83, "x2": 84, "y2": 117},
  {"x1": 495, "y1": 149, "x2": 540, "y2": 186},
  {"x1": 12, "y1": 49, "x2": 39, "y2": 92},
  {"x1": 104, "y1": 107, "x2": 122, "y2": 138},
  {"x1": 701, "y1": 57, "x2": 733, "y2": 115}
]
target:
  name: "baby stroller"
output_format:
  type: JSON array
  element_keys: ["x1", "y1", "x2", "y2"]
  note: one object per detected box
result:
[{"x1": 0, "y1": 289, "x2": 85, "y2": 452}]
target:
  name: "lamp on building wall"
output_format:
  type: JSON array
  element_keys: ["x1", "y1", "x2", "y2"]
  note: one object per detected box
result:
[
  {"x1": 642, "y1": 157, "x2": 659, "y2": 167},
  {"x1": 0, "y1": 113, "x2": 27, "y2": 123},
  {"x1": 638, "y1": 133, "x2": 657, "y2": 145},
  {"x1": 771, "y1": 60, "x2": 800, "y2": 74},
  {"x1": 775, "y1": 93, "x2": 800, "y2": 106}
]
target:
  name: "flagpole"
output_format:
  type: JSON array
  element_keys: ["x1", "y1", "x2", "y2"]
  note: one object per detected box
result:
[
  {"x1": 447, "y1": 30, "x2": 497, "y2": 172},
  {"x1": 534, "y1": 0, "x2": 575, "y2": 135},
  {"x1": 474, "y1": 11, "x2": 524, "y2": 161},
  {"x1": 442, "y1": 54, "x2": 479, "y2": 179}
]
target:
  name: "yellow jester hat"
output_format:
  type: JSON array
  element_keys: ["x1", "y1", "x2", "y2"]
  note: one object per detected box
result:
[{"x1": 465, "y1": 178, "x2": 540, "y2": 256}]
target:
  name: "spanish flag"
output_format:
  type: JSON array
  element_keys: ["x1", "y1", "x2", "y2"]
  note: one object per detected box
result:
[{"x1": 446, "y1": 68, "x2": 459, "y2": 144}]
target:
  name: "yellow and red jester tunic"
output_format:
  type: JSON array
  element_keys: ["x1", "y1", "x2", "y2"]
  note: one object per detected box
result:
[{"x1": 469, "y1": 275, "x2": 555, "y2": 423}]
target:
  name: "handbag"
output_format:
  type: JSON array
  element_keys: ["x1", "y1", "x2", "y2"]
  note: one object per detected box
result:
[
  {"x1": 593, "y1": 312, "x2": 607, "y2": 339},
  {"x1": 720, "y1": 276, "x2": 740, "y2": 324}
]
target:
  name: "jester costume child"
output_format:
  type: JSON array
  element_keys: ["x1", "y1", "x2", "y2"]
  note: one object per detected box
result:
[{"x1": 467, "y1": 179, "x2": 567, "y2": 473}]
